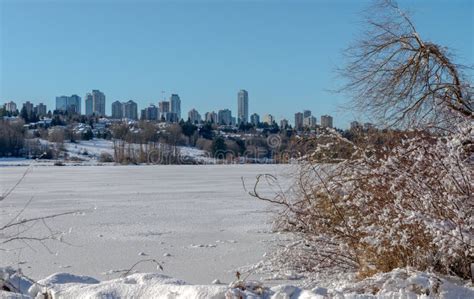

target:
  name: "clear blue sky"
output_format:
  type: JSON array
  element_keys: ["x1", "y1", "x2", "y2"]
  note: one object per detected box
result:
[{"x1": 1, "y1": 0, "x2": 472, "y2": 128}]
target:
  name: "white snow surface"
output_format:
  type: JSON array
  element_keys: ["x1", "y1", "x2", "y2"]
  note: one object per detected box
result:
[
  {"x1": 1, "y1": 268, "x2": 472, "y2": 298},
  {"x1": 0, "y1": 165, "x2": 292, "y2": 284}
]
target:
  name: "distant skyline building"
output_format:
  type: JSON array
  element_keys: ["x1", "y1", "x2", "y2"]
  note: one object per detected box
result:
[
  {"x1": 188, "y1": 108, "x2": 201, "y2": 124},
  {"x1": 23, "y1": 101, "x2": 34, "y2": 117},
  {"x1": 165, "y1": 112, "x2": 178, "y2": 123},
  {"x1": 123, "y1": 100, "x2": 138, "y2": 120},
  {"x1": 159, "y1": 101, "x2": 170, "y2": 119},
  {"x1": 321, "y1": 114, "x2": 333, "y2": 128},
  {"x1": 294, "y1": 112, "x2": 303, "y2": 130},
  {"x1": 85, "y1": 93, "x2": 93, "y2": 116},
  {"x1": 250, "y1": 113, "x2": 260, "y2": 126},
  {"x1": 56, "y1": 94, "x2": 81, "y2": 114},
  {"x1": 55, "y1": 96, "x2": 68, "y2": 111},
  {"x1": 303, "y1": 110, "x2": 311, "y2": 118},
  {"x1": 350, "y1": 121, "x2": 362, "y2": 130},
  {"x1": 69, "y1": 95, "x2": 81, "y2": 114},
  {"x1": 84, "y1": 90, "x2": 106, "y2": 116},
  {"x1": 280, "y1": 118, "x2": 289, "y2": 129},
  {"x1": 263, "y1": 114, "x2": 274, "y2": 125},
  {"x1": 141, "y1": 104, "x2": 159, "y2": 121},
  {"x1": 34, "y1": 103, "x2": 47, "y2": 116},
  {"x1": 110, "y1": 100, "x2": 137, "y2": 120},
  {"x1": 85, "y1": 90, "x2": 105, "y2": 116},
  {"x1": 303, "y1": 115, "x2": 317, "y2": 128},
  {"x1": 170, "y1": 94, "x2": 181, "y2": 120},
  {"x1": 205, "y1": 111, "x2": 217, "y2": 123},
  {"x1": 92, "y1": 90, "x2": 106, "y2": 116},
  {"x1": 237, "y1": 89, "x2": 249, "y2": 124},
  {"x1": 4, "y1": 101, "x2": 17, "y2": 113},
  {"x1": 111, "y1": 101, "x2": 123, "y2": 119},
  {"x1": 217, "y1": 109, "x2": 232, "y2": 125}
]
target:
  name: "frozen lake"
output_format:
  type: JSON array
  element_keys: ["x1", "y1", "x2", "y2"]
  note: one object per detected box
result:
[{"x1": 0, "y1": 164, "x2": 293, "y2": 285}]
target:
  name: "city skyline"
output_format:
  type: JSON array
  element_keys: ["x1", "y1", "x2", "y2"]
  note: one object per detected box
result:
[
  {"x1": 2, "y1": 89, "x2": 340, "y2": 129},
  {"x1": 0, "y1": 89, "x2": 340, "y2": 130},
  {"x1": 1, "y1": 1, "x2": 472, "y2": 128}
]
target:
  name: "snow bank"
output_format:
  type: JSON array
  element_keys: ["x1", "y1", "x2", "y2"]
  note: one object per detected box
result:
[
  {"x1": 334, "y1": 268, "x2": 474, "y2": 299},
  {"x1": 1, "y1": 269, "x2": 473, "y2": 299}
]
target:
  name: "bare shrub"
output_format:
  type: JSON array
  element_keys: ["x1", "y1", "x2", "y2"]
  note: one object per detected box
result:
[
  {"x1": 98, "y1": 152, "x2": 114, "y2": 163},
  {"x1": 196, "y1": 137, "x2": 212, "y2": 152},
  {"x1": 0, "y1": 120, "x2": 25, "y2": 157},
  {"x1": 48, "y1": 127, "x2": 65, "y2": 144}
]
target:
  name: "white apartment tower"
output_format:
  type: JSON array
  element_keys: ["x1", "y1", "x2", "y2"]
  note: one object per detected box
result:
[
  {"x1": 321, "y1": 115, "x2": 333, "y2": 128},
  {"x1": 237, "y1": 89, "x2": 249, "y2": 124},
  {"x1": 85, "y1": 90, "x2": 106, "y2": 116},
  {"x1": 4, "y1": 101, "x2": 17, "y2": 113}
]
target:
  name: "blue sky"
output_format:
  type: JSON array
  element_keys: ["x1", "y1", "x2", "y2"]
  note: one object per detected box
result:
[{"x1": 1, "y1": 0, "x2": 472, "y2": 128}]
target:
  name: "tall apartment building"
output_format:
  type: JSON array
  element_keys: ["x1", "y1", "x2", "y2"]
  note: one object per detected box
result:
[
  {"x1": 237, "y1": 89, "x2": 249, "y2": 124},
  {"x1": 294, "y1": 112, "x2": 304, "y2": 130},
  {"x1": 303, "y1": 115, "x2": 317, "y2": 128},
  {"x1": 141, "y1": 105, "x2": 159, "y2": 121},
  {"x1": 165, "y1": 112, "x2": 178, "y2": 123},
  {"x1": 205, "y1": 111, "x2": 217, "y2": 123},
  {"x1": 321, "y1": 115, "x2": 333, "y2": 128},
  {"x1": 85, "y1": 90, "x2": 106, "y2": 116},
  {"x1": 4, "y1": 101, "x2": 17, "y2": 113},
  {"x1": 85, "y1": 94, "x2": 93, "y2": 116},
  {"x1": 250, "y1": 113, "x2": 260, "y2": 126},
  {"x1": 303, "y1": 110, "x2": 312, "y2": 118},
  {"x1": 217, "y1": 109, "x2": 232, "y2": 125},
  {"x1": 69, "y1": 95, "x2": 81, "y2": 114},
  {"x1": 23, "y1": 101, "x2": 34, "y2": 117},
  {"x1": 170, "y1": 94, "x2": 181, "y2": 120},
  {"x1": 280, "y1": 118, "x2": 289, "y2": 129},
  {"x1": 93, "y1": 90, "x2": 106, "y2": 116},
  {"x1": 111, "y1": 101, "x2": 123, "y2": 119},
  {"x1": 188, "y1": 108, "x2": 201, "y2": 124},
  {"x1": 159, "y1": 101, "x2": 170, "y2": 119},
  {"x1": 56, "y1": 95, "x2": 81, "y2": 114},
  {"x1": 111, "y1": 100, "x2": 137, "y2": 120},
  {"x1": 123, "y1": 100, "x2": 138, "y2": 120},
  {"x1": 263, "y1": 114, "x2": 274, "y2": 125},
  {"x1": 34, "y1": 103, "x2": 47, "y2": 116}
]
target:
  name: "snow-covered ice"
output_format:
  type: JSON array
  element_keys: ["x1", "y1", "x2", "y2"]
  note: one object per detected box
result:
[{"x1": 0, "y1": 164, "x2": 292, "y2": 285}]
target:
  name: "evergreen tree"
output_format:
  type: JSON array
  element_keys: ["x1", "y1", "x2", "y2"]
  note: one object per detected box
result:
[
  {"x1": 20, "y1": 106, "x2": 29, "y2": 123},
  {"x1": 181, "y1": 121, "x2": 197, "y2": 138},
  {"x1": 199, "y1": 123, "x2": 214, "y2": 140},
  {"x1": 211, "y1": 136, "x2": 227, "y2": 157}
]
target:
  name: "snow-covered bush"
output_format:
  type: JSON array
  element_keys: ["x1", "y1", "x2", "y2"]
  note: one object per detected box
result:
[{"x1": 254, "y1": 124, "x2": 472, "y2": 281}]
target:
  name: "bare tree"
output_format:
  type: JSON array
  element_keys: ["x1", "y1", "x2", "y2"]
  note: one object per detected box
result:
[
  {"x1": 341, "y1": 0, "x2": 472, "y2": 130},
  {"x1": 250, "y1": 0, "x2": 473, "y2": 283}
]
